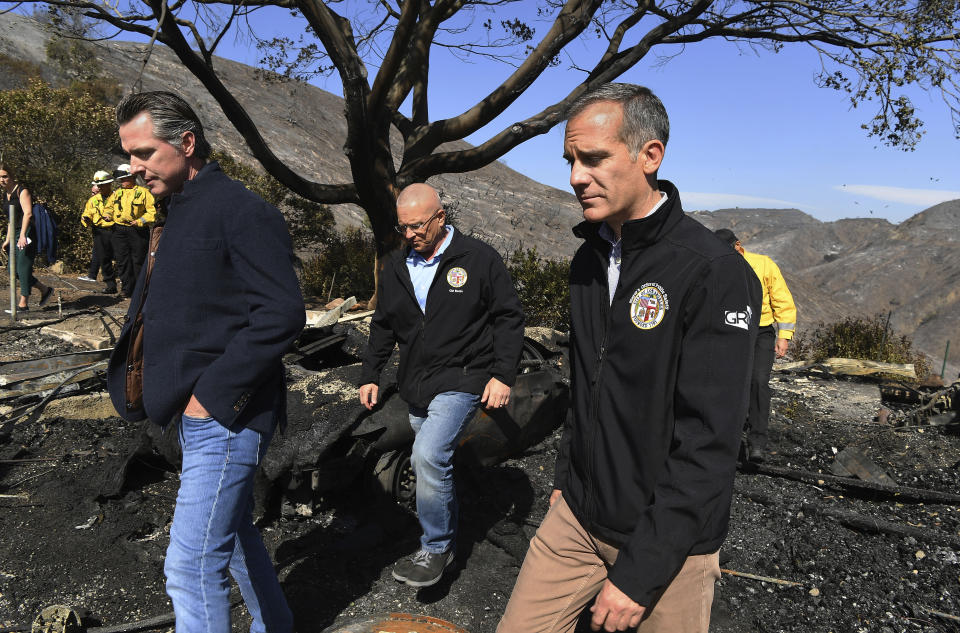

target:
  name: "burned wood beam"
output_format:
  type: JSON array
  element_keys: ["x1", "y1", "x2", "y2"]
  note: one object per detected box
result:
[
  {"x1": 775, "y1": 357, "x2": 916, "y2": 380},
  {"x1": 737, "y1": 485, "x2": 960, "y2": 548},
  {"x1": 740, "y1": 462, "x2": 960, "y2": 505},
  {"x1": 799, "y1": 502, "x2": 960, "y2": 549},
  {"x1": 0, "y1": 308, "x2": 105, "y2": 334},
  {"x1": 0, "y1": 457, "x2": 59, "y2": 464},
  {"x1": 0, "y1": 349, "x2": 111, "y2": 385}
]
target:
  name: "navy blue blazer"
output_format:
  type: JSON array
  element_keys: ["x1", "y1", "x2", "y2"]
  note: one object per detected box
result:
[{"x1": 107, "y1": 162, "x2": 305, "y2": 432}]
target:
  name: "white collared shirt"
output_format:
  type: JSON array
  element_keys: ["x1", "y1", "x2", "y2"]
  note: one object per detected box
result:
[{"x1": 600, "y1": 191, "x2": 669, "y2": 305}]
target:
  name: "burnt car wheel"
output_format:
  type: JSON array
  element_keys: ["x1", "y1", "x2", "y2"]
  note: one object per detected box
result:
[{"x1": 373, "y1": 448, "x2": 416, "y2": 506}]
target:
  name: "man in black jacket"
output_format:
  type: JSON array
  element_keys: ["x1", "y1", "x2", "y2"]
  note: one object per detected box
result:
[
  {"x1": 499, "y1": 84, "x2": 760, "y2": 632},
  {"x1": 360, "y1": 183, "x2": 524, "y2": 587},
  {"x1": 107, "y1": 92, "x2": 303, "y2": 633}
]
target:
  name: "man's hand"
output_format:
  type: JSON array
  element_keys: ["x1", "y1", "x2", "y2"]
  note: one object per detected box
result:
[
  {"x1": 590, "y1": 579, "x2": 646, "y2": 631},
  {"x1": 549, "y1": 489, "x2": 562, "y2": 506},
  {"x1": 359, "y1": 383, "x2": 379, "y2": 410},
  {"x1": 775, "y1": 337, "x2": 789, "y2": 358},
  {"x1": 184, "y1": 394, "x2": 210, "y2": 418},
  {"x1": 481, "y1": 377, "x2": 510, "y2": 409}
]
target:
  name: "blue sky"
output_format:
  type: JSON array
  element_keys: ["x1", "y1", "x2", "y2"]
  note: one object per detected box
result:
[{"x1": 103, "y1": 3, "x2": 960, "y2": 223}]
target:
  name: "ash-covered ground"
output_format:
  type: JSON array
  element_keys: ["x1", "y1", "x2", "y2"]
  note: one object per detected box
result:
[{"x1": 2, "y1": 307, "x2": 959, "y2": 632}]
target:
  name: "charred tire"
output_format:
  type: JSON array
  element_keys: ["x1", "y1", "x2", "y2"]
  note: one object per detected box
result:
[{"x1": 373, "y1": 448, "x2": 416, "y2": 507}]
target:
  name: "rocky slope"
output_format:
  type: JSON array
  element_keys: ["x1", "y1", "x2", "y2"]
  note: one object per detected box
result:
[{"x1": 692, "y1": 203, "x2": 960, "y2": 375}]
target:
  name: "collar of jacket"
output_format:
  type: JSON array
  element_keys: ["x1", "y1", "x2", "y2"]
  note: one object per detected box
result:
[
  {"x1": 165, "y1": 161, "x2": 221, "y2": 208},
  {"x1": 572, "y1": 179, "x2": 684, "y2": 254},
  {"x1": 391, "y1": 227, "x2": 473, "y2": 272}
]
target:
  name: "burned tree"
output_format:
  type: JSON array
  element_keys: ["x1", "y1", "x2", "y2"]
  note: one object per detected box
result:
[{"x1": 22, "y1": 0, "x2": 960, "y2": 263}]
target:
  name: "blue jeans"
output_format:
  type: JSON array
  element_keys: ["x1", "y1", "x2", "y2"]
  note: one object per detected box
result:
[
  {"x1": 165, "y1": 414, "x2": 293, "y2": 633},
  {"x1": 409, "y1": 391, "x2": 480, "y2": 554}
]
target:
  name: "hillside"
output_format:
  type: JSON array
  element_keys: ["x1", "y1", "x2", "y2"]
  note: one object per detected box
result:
[
  {"x1": 2, "y1": 12, "x2": 958, "y2": 371},
  {"x1": 692, "y1": 204, "x2": 960, "y2": 374},
  {"x1": 0, "y1": 12, "x2": 584, "y2": 257}
]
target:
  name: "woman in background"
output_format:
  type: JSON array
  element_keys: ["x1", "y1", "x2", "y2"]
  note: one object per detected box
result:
[{"x1": 0, "y1": 163, "x2": 53, "y2": 312}]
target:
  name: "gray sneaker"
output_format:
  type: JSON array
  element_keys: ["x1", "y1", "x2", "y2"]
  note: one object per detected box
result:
[{"x1": 392, "y1": 549, "x2": 454, "y2": 587}]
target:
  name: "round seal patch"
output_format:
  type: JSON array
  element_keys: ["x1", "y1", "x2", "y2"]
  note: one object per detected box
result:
[
  {"x1": 629, "y1": 283, "x2": 669, "y2": 330},
  {"x1": 446, "y1": 267, "x2": 468, "y2": 288}
]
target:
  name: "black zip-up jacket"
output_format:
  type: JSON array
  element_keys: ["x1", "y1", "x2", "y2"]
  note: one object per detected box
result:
[
  {"x1": 555, "y1": 181, "x2": 761, "y2": 606},
  {"x1": 360, "y1": 230, "x2": 524, "y2": 408}
]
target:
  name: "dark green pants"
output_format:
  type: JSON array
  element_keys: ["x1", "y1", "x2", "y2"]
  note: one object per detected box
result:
[{"x1": 7, "y1": 242, "x2": 37, "y2": 297}]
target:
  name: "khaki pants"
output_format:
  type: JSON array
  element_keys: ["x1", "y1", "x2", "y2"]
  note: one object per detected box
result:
[{"x1": 498, "y1": 496, "x2": 720, "y2": 633}]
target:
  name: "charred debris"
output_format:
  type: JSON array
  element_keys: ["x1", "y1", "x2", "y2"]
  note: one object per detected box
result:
[
  {"x1": 3, "y1": 303, "x2": 960, "y2": 631},
  {"x1": 0, "y1": 302, "x2": 571, "y2": 518}
]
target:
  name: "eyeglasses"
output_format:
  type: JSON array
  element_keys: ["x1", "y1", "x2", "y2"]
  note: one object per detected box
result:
[{"x1": 395, "y1": 207, "x2": 442, "y2": 234}]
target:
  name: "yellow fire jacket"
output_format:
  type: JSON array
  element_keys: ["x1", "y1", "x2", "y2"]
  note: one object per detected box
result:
[
  {"x1": 742, "y1": 250, "x2": 797, "y2": 339},
  {"x1": 109, "y1": 186, "x2": 156, "y2": 227},
  {"x1": 81, "y1": 193, "x2": 116, "y2": 228}
]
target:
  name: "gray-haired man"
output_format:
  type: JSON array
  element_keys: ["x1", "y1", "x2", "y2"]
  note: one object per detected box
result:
[
  {"x1": 499, "y1": 83, "x2": 760, "y2": 632},
  {"x1": 107, "y1": 91, "x2": 303, "y2": 633}
]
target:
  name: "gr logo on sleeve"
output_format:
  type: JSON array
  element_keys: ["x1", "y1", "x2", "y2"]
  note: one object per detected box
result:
[{"x1": 724, "y1": 306, "x2": 753, "y2": 330}]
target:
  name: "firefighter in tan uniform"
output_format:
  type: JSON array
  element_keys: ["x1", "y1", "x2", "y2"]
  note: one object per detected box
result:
[{"x1": 715, "y1": 229, "x2": 796, "y2": 462}]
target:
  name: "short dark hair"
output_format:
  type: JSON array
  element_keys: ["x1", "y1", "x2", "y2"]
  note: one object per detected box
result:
[
  {"x1": 713, "y1": 228, "x2": 739, "y2": 246},
  {"x1": 565, "y1": 83, "x2": 670, "y2": 158},
  {"x1": 116, "y1": 91, "x2": 212, "y2": 160}
]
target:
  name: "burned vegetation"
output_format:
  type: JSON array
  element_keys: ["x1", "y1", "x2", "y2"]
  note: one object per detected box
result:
[{"x1": 1, "y1": 299, "x2": 960, "y2": 633}]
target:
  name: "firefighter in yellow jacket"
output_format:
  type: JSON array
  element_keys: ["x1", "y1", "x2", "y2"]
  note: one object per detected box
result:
[
  {"x1": 80, "y1": 170, "x2": 118, "y2": 294},
  {"x1": 109, "y1": 164, "x2": 156, "y2": 298},
  {"x1": 715, "y1": 229, "x2": 797, "y2": 462}
]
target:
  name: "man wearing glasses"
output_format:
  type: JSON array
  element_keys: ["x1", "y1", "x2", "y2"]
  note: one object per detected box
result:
[{"x1": 359, "y1": 183, "x2": 524, "y2": 587}]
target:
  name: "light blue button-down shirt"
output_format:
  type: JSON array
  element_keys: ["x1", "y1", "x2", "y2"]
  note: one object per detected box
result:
[
  {"x1": 406, "y1": 225, "x2": 455, "y2": 313},
  {"x1": 599, "y1": 192, "x2": 669, "y2": 305}
]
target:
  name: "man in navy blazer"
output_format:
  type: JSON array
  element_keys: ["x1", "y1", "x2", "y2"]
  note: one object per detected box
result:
[{"x1": 106, "y1": 92, "x2": 304, "y2": 633}]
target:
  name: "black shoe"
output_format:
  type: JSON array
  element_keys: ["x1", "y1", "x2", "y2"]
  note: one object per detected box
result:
[
  {"x1": 392, "y1": 556, "x2": 417, "y2": 583},
  {"x1": 38, "y1": 286, "x2": 54, "y2": 307},
  {"x1": 102, "y1": 286, "x2": 118, "y2": 295},
  {"x1": 393, "y1": 549, "x2": 454, "y2": 587},
  {"x1": 749, "y1": 448, "x2": 766, "y2": 463}
]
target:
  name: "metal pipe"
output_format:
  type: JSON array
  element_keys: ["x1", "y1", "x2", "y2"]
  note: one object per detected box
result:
[
  {"x1": 942, "y1": 339, "x2": 951, "y2": 379},
  {"x1": 8, "y1": 202, "x2": 15, "y2": 321}
]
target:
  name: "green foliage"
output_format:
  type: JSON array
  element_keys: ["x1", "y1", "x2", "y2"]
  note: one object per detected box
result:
[
  {"x1": 792, "y1": 314, "x2": 931, "y2": 380},
  {"x1": 0, "y1": 78, "x2": 117, "y2": 270},
  {"x1": 506, "y1": 247, "x2": 570, "y2": 331},
  {"x1": 300, "y1": 227, "x2": 376, "y2": 300},
  {"x1": 68, "y1": 79, "x2": 122, "y2": 106},
  {"x1": 285, "y1": 196, "x2": 336, "y2": 250}
]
